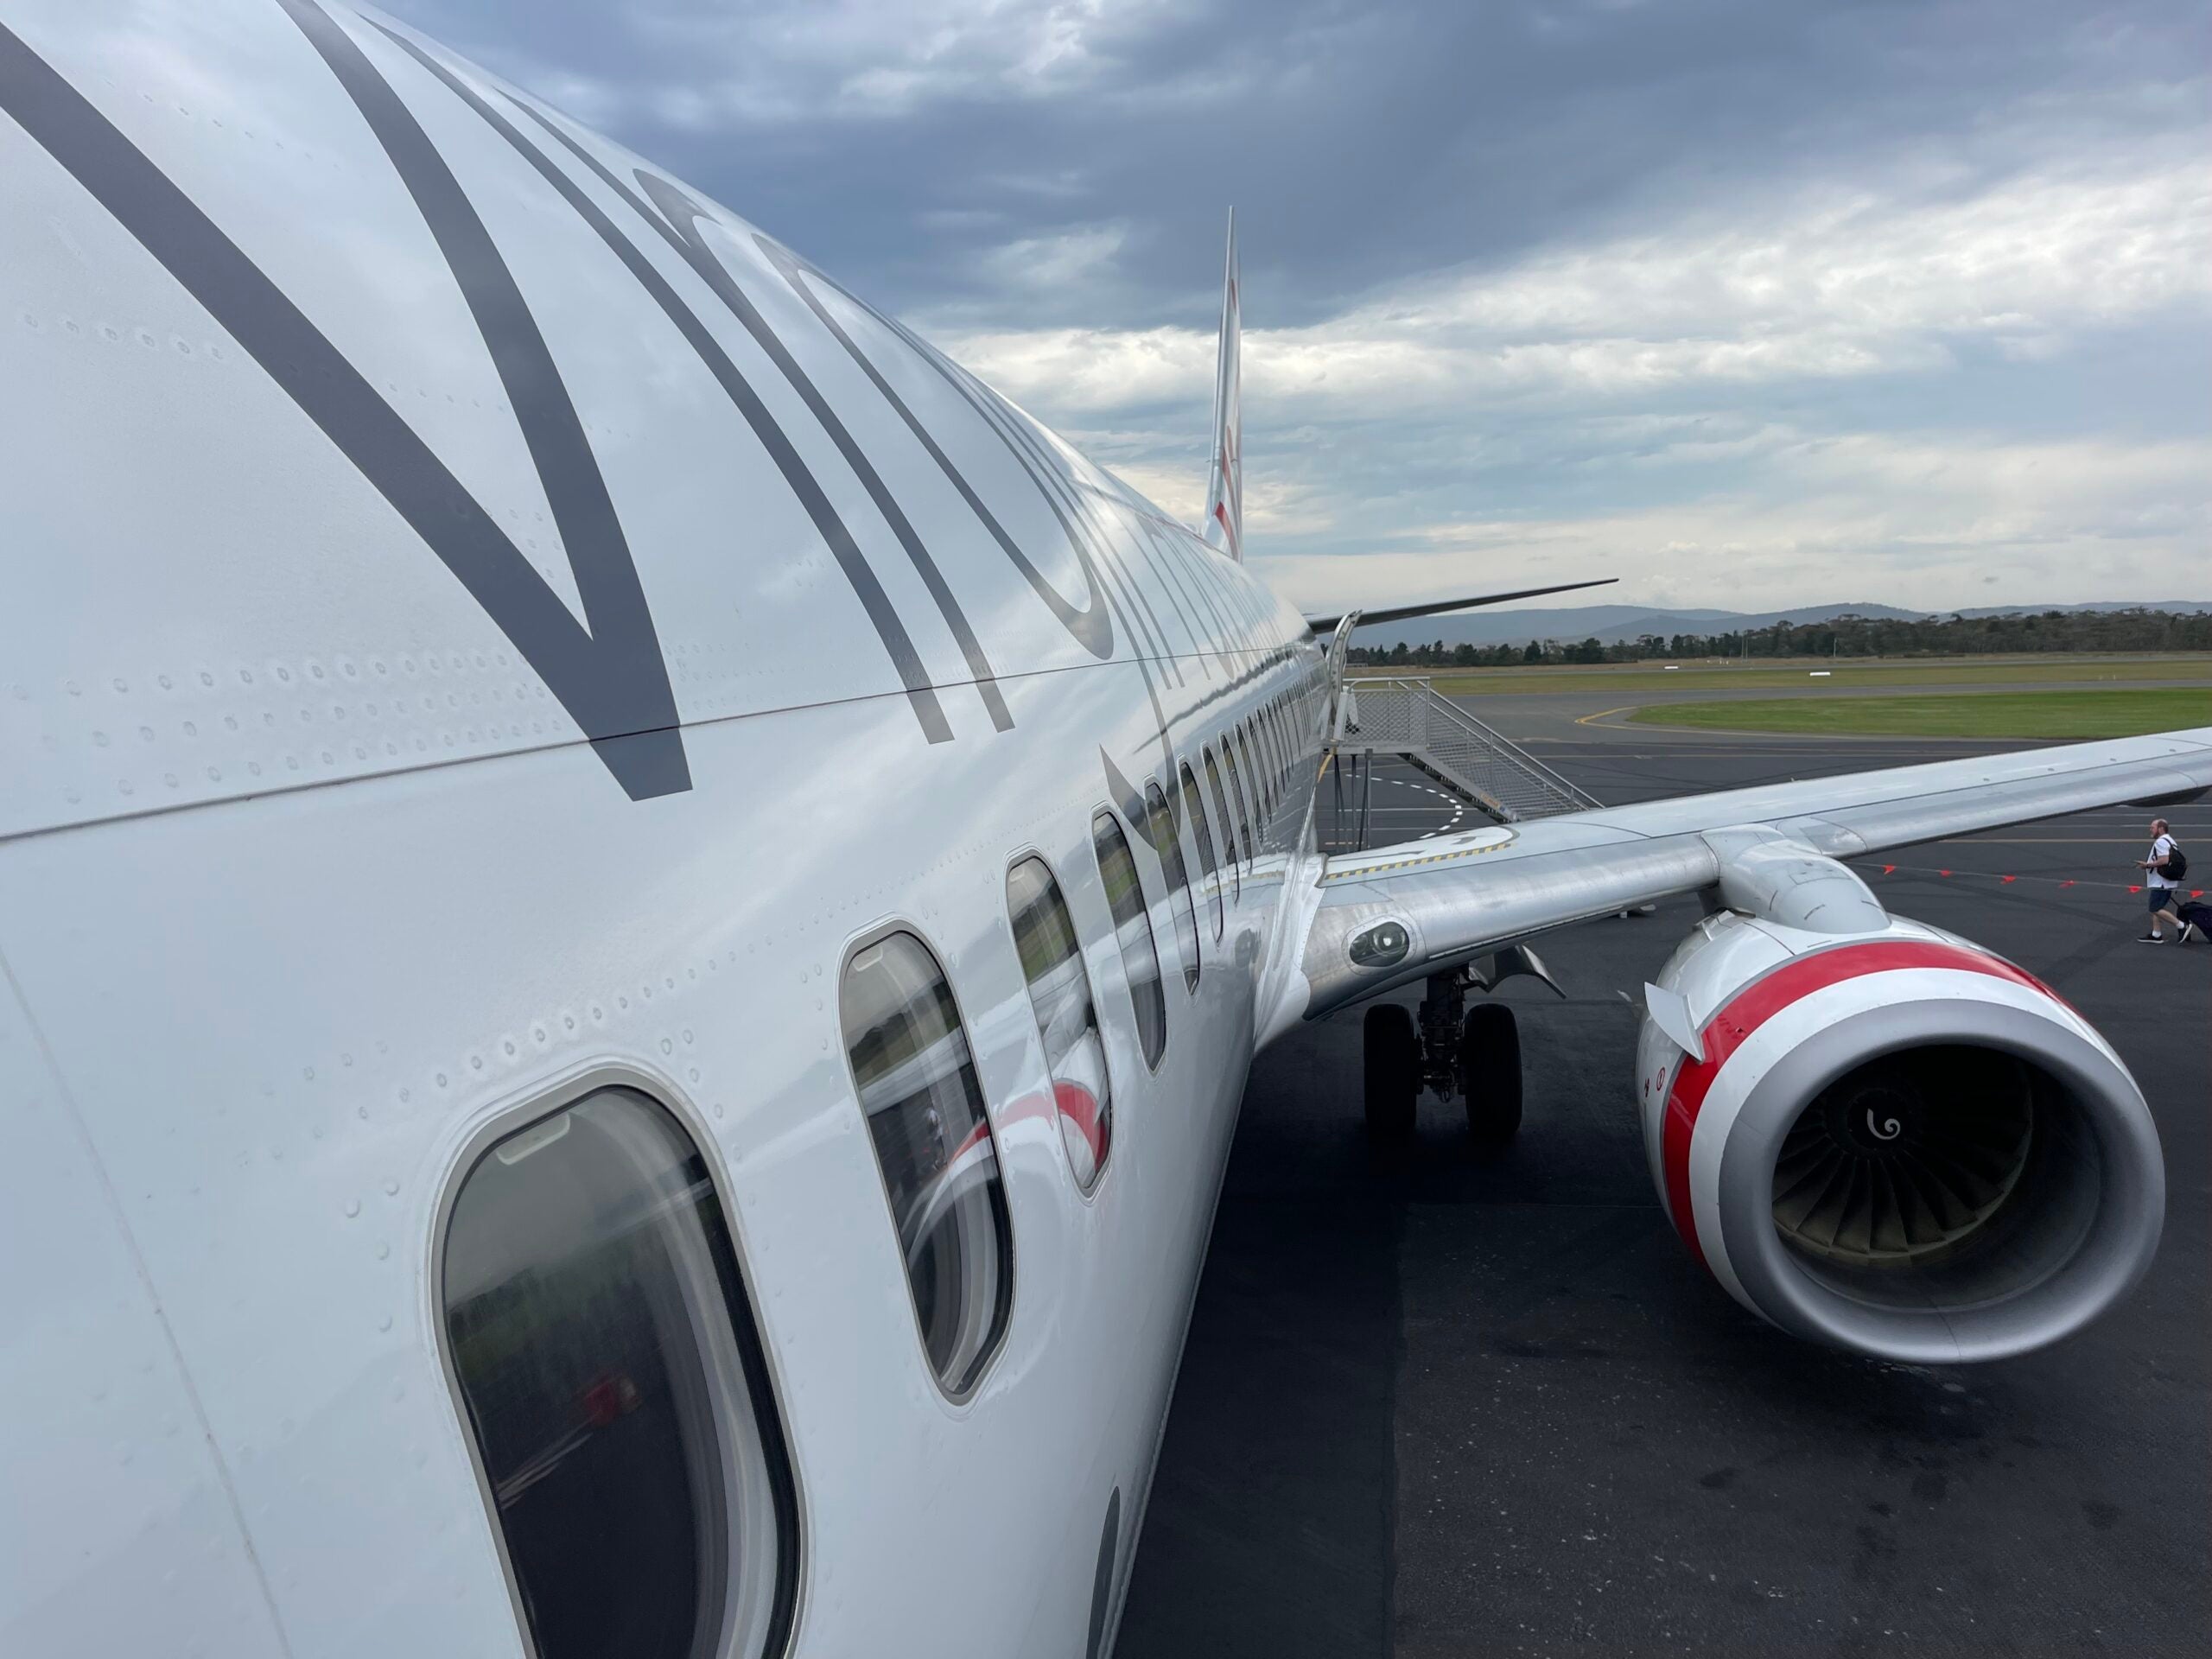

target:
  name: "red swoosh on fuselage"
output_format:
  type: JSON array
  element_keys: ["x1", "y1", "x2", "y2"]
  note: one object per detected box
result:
[{"x1": 1054, "y1": 1080, "x2": 1103, "y2": 1161}]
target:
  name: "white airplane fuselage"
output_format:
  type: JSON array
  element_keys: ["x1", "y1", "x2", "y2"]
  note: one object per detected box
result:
[
  {"x1": 0, "y1": 3, "x2": 1325, "y2": 1654},
  {"x1": 16, "y1": 6, "x2": 2208, "y2": 1656}
]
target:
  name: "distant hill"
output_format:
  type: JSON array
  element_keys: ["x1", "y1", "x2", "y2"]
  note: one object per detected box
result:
[
  {"x1": 1351, "y1": 599, "x2": 2212, "y2": 649},
  {"x1": 1954, "y1": 600, "x2": 2212, "y2": 619}
]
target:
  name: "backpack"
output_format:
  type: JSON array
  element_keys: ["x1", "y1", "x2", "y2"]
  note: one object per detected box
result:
[{"x1": 2164, "y1": 841, "x2": 2188, "y2": 881}]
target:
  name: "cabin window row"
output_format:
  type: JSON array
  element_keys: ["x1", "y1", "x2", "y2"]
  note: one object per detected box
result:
[
  {"x1": 847, "y1": 712, "x2": 1294, "y2": 1391},
  {"x1": 429, "y1": 693, "x2": 1317, "y2": 1659}
]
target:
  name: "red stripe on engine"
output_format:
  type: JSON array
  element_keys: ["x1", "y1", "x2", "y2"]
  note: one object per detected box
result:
[{"x1": 1660, "y1": 938, "x2": 2052, "y2": 1272}]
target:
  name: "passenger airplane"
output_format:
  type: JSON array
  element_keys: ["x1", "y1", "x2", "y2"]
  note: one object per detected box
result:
[{"x1": 3, "y1": 4, "x2": 2208, "y2": 1656}]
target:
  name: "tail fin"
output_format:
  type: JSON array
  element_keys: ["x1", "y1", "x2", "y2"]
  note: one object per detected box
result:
[{"x1": 1200, "y1": 209, "x2": 1243, "y2": 561}]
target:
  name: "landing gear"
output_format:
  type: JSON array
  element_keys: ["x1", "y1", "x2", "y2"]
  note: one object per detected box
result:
[
  {"x1": 1363, "y1": 1004, "x2": 1420, "y2": 1141},
  {"x1": 1363, "y1": 972, "x2": 1529, "y2": 1145},
  {"x1": 1459, "y1": 1002, "x2": 1523, "y2": 1144}
]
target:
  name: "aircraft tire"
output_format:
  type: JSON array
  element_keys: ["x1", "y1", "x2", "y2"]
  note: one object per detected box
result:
[
  {"x1": 1363, "y1": 1003, "x2": 1420, "y2": 1141},
  {"x1": 1461, "y1": 1002, "x2": 1523, "y2": 1143}
]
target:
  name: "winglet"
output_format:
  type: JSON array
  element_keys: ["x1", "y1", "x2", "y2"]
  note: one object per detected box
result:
[{"x1": 1200, "y1": 209, "x2": 1242, "y2": 561}]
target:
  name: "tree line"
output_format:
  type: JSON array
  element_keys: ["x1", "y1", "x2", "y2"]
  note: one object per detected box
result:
[{"x1": 1346, "y1": 608, "x2": 2212, "y2": 669}]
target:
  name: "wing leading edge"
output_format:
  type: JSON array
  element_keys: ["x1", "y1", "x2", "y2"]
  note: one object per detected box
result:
[
  {"x1": 1302, "y1": 575, "x2": 1618, "y2": 638},
  {"x1": 1297, "y1": 726, "x2": 2212, "y2": 1019}
]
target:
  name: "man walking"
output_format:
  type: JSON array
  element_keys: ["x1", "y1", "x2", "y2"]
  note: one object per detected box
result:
[{"x1": 2138, "y1": 817, "x2": 2186, "y2": 943}]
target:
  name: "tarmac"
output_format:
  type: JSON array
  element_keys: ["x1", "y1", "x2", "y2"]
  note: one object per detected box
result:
[{"x1": 1116, "y1": 692, "x2": 2210, "y2": 1658}]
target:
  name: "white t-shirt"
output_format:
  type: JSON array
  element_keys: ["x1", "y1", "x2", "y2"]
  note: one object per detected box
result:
[{"x1": 2147, "y1": 832, "x2": 2177, "y2": 889}]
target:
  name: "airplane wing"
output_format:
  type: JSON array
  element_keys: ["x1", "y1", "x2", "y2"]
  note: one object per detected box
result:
[
  {"x1": 1302, "y1": 575, "x2": 1616, "y2": 637},
  {"x1": 1298, "y1": 726, "x2": 2212, "y2": 1018}
]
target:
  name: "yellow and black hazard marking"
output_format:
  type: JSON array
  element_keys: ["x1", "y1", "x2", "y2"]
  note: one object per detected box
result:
[{"x1": 1320, "y1": 836, "x2": 1516, "y2": 884}]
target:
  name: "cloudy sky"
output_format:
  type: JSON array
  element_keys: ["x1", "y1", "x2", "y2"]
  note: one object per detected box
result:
[{"x1": 378, "y1": 0, "x2": 2209, "y2": 617}]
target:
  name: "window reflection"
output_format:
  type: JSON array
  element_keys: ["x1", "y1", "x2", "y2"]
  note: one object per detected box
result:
[
  {"x1": 1221, "y1": 739, "x2": 1254, "y2": 867},
  {"x1": 1204, "y1": 747, "x2": 1242, "y2": 898},
  {"x1": 1007, "y1": 857, "x2": 1113, "y2": 1189},
  {"x1": 1179, "y1": 761, "x2": 1225, "y2": 939},
  {"x1": 1144, "y1": 780, "x2": 1202, "y2": 991},
  {"x1": 1093, "y1": 812, "x2": 1167, "y2": 1068},
  {"x1": 1237, "y1": 727, "x2": 1266, "y2": 841},
  {"x1": 442, "y1": 1087, "x2": 797, "y2": 1659},
  {"x1": 842, "y1": 931, "x2": 1014, "y2": 1394}
]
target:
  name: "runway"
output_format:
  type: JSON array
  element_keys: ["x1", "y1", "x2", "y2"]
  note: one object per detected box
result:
[{"x1": 1117, "y1": 717, "x2": 2209, "y2": 1657}]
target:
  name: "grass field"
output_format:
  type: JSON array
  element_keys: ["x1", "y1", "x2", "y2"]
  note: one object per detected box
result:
[
  {"x1": 1626, "y1": 687, "x2": 2212, "y2": 738},
  {"x1": 1380, "y1": 655, "x2": 2212, "y2": 697}
]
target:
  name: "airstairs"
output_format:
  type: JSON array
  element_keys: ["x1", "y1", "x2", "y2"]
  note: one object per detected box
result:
[{"x1": 1326, "y1": 675, "x2": 1601, "y2": 849}]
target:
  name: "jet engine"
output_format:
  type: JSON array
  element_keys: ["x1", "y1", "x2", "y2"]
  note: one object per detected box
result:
[{"x1": 1636, "y1": 880, "x2": 2164, "y2": 1364}]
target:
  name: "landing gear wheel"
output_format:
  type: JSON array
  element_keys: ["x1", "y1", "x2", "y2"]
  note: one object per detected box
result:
[
  {"x1": 1363, "y1": 1003, "x2": 1420, "y2": 1142},
  {"x1": 1460, "y1": 1003, "x2": 1523, "y2": 1144}
]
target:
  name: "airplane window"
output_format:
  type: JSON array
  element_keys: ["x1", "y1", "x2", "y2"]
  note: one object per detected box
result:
[
  {"x1": 1093, "y1": 812, "x2": 1167, "y2": 1069},
  {"x1": 1203, "y1": 747, "x2": 1243, "y2": 899},
  {"x1": 1218, "y1": 741, "x2": 1255, "y2": 870},
  {"x1": 1007, "y1": 856, "x2": 1114, "y2": 1191},
  {"x1": 1144, "y1": 780, "x2": 1202, "y2": 992},
  {"x1": 442, "y1": 1086, "x2": 798, "y2": 1659},
  {"x1": 841, "y1": 931, "x2": 1014, "y2": 1395},
  {"x1": 1239, "y1": 725, "x2": 1268, "y2": 830},
  {"x1": 1237, "y1": 726, "x2": 1264, "y2": 842},
  {"x1": 1179, "y1": 762, "x2": 1226, "y2": 940}
]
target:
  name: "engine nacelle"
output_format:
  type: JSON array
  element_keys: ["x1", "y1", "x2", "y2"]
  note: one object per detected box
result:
[{"x1": 1636, "y1": 910, "x2": 2164, "y2": 1364}]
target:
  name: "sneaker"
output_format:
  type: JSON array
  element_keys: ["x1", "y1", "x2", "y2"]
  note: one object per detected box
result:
[{"x1": 2138, "y1": 932, "x2": 2166, "y2": 944}]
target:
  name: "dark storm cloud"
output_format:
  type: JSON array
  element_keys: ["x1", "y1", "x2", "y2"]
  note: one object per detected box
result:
[
  {"x1": 379, "y1": 0, "x2": 2200, "y2": 319},
  {"x1": 373, "y1": 0, "x2": 2209, "y2": 613}
]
